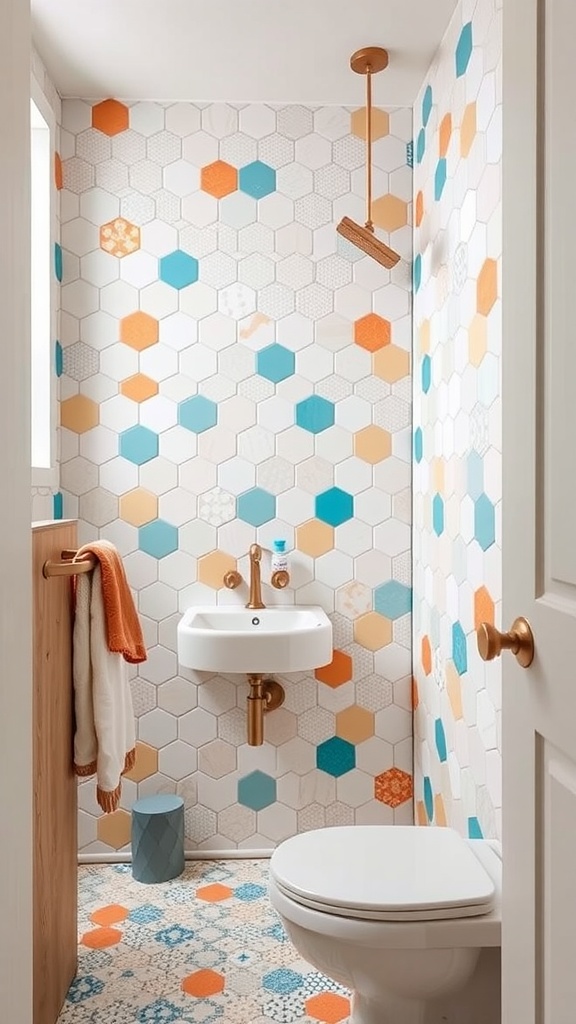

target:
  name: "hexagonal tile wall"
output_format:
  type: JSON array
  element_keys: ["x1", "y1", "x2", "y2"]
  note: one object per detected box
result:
[
  {"x1": 413, "y1": 0, "x2": 502, "y2": 842},
  {"x1": 59, "y1": 96, "x2": 413, "y2": 854}
]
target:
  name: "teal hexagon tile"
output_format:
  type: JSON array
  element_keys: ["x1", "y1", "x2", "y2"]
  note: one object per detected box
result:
[
  {"x1": 414, "y1": 254, "x2": 422, "y2": 293},
  {"x1": 452, "y1": 621, "x2": 468, "y2": 676},
  {"x1": 257, "y1": 344, "x2": 295, "y2": 384},
  {"x1": 432, "y1": 493, "x2": 444, "y2": 536},
  {"x1": 468, "y1": 816, "x2": 484, "y2": 839},
  {"x1": 119, "y1": 425, "x2": 159, "y2": 465},
  {"x1": 467, "y1": 451, "x2": 484, "y2": 500},
  {"x1": 422, "y1": 85, "x2": 433, "y2": 127},
  {"x1": 159, "y1": 249, "x2": 199, "y2": 289},
  {"x1": 53, "y1": 492, "x2": 63, "y2": 520},
  {"x1": 416, "y1": 128, "x2": 426, "y2": 165},
  {"x1": 374, "y1": 580, "x2": 412, "y2": 619},
  {"x1": 316, "y1": 736, "x2": 355, "y2": 777},
  {"x1": 434, "y1": 158, "x2": 447, "y2": 201},
  {"x1": 315, "y1": 487, "x2": 353, "y2": 527},
  {"x1": 456, "y1": 22, "x2": 473, "y2": 77},
  {"x1": 178, "y1": 395, "x2": 217, "y2": 433},
  {"x1": 421, "y1": 354, "x2": 431, "y2": 393},
  {"x1": 296, "y1": 395, "x2": 335, "y2": 434},
  {"x1": 55, "y1": 340, "x2": 63, "y2": 377},
  {"x1": 237, "y1": 487, "x2": 276, "y2": 527},
  {"x1": 414, "y1": 427, "x2": 423, "y2": 463},
  {"x1": 239, "y1": 161, "x2": 276, "y2": 199},
  {"x1": 423, "y1": 776, "x2": 433, "y2": 821},
  {"x1": 54, "y1": 242, "x2": 63, "y2": 283},
  {"x1": 474, "y1": 492, "x2": 495, "y2": 550},
  {"x1": 263, "y1": 968, "x2": 303, "y2": 995},
  {"x1": 139, "y1": 519, "x2": 178, "y2": 559},
  {"x1": 238, "y1": 770, "x2": 276, "y2": 811},
  {"x1": 434, "y1": 718, "x2": 447, "y2": 763}
]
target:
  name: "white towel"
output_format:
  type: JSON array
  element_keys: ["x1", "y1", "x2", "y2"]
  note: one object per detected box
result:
[{"x1": 73, "y1": 563, "x2": 136, "y2": 813}]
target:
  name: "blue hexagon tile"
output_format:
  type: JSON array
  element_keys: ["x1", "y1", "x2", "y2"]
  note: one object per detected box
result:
[
  {"x1": 119, "y1": 425, "x2": 159, "y2": 465},
  {"x1": 159, "y1": 249, "x2": 199, "y2": 289},
  {"x1": 296, "y1": 396, "x2": 335, "y2": 434},
  {"x1": 257, "y1": 344, "x2": 295, "y2": 384},
  {"x1": 237, "y1": 487, "x2": 276, "y2": 527},
  {"x1": 179, "y1": 395, "x2": 218, "y2": 433}
]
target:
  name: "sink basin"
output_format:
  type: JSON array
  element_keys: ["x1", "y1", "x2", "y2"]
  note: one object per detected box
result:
[{"x1": 177, "y1": 605, "x2": 333, "y2": 674}]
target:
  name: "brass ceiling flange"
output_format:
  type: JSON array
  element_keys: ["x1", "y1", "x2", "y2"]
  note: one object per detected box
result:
[
  {"x1": 263, "y1": 678, "x2": 285, "y2": 712},
  {"x1": 350, "y1": 46, "x2": 389, "y2": 75}
]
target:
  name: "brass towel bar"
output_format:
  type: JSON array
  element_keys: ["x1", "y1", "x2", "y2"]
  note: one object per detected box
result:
[{"x1": 42, "y1": 549, "x2": 97, "y2": 579}]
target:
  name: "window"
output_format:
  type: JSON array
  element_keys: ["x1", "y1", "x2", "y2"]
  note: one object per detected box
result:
[{"x1": 30, "y1": 84, "x2": 56, "y2": 483}]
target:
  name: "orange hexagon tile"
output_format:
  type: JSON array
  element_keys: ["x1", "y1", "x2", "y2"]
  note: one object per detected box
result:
[
  {"x1": 351, "y1": 107, "x2": 389, "y2": 141},
  {"x1": 354, "y1": 313, "x2": 391, "y2": 353},
  {"x1": 354, "y1": 425, "x2": 391, "y2": 464},
  {"x1": 90, "y1": 904, "x2": 129, "y2": 926},
  {"x1": 371, "y1": 194, "x2": 408, "y2": 233},
  {"x1": 474, "y1": 585, "x2": 495, "y2": 630},
  {"x1": 81, "y1": 926, "x2": 123, "y2": 949},
  {"x1": 182, "y1": 969, "x2": 225, "y2": 997},
  {"x1": 439, "y1": 113, "x2": 452, "y2": 157},
  {"x1": 435, "y1": 794, "x2": 448, "y2": 827},
  {"x1": 124, "y1": 741, "x2": 158, "y2": 781},
  {"x1": 92, "y1": 99, "x2": 129, "y2": 136},
  {"x1": 468, "y1": 314, "x2": 487, "y2": 367},
  {"x1": 412, "y1": 677, "x2": 419, "y2": 709},
  {"x1": 416, "y1": 800, "x2": 428, "y2": 825},
  {"x1": 477, "y1": 258, "x2": 498, "y2": 315},
  {"x1": 54, "y1": 152, "x2": 63, "y2": 190},
  {"x1": 296, "y1": 519, "x2": 334, "y2": 558},
  {"x1": 119, "y1": 489, "x2": 158, "y2": 527},
  {"x1": 374, "y1": 767, "x2": 413, "y2": 808},
  {"x1": 460, "y1": 102, "x2": 477, "y2": 158},
  {"x1": 354, "y1": 612, "x2": 392, "y2": 652},
  {"x1": 336, "y1": 705, "x2": 375, "y2": 744},
  {"x1": 418, "y1": 319, "x2": 430, "y2": 355},
  {"x1": 415, "y1": 189, "x2": 424, "y2": 227},
  {"x1": 201, "y1": 161, "x2": 238, "y2": 198},
  {"x1": 198, "y1": 550, "x2": 237, "y2": 589},
  {"x1": 315, "y1": 649, "x2": 353, "y2": 688},
  {"x1": 421, "y1": 635, "x2": 432, "y2": 675},
  {"x1": 121, "y1": 374, "x2": 159, "y2": 403},
  {"x1": 196, "y1": 884, "x2": 233, "y2": 903},
  {"x1": 120, "y1": 311, "x2": 159, "y2": 351},
  {"x1": 446, "y1": 661, "x2": 463, "y2": 720},
  {"x1": 306, "y1": 992, "x2": 351, "y2": 1023},
  {"x1": 373, "y1": 344, "x2": 410, "y2": 383},
  {"x1": 100, "y1": 217, "x2": 140, "y2": 257},
  {"x1": 61, "y1": 394, "x2": 99, "y2": 433},
  {"x1": 96, "y1": 809, "x2": 131, "y2": 850}
]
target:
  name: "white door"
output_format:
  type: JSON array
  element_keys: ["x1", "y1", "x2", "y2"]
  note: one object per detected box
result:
[{"x1": 501, "y1": 0, "x2": 576, "y2": 1019}]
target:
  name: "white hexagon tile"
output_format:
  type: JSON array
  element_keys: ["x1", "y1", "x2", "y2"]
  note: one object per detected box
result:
[{"x1": 56, "y1": 96, "x2": 414, "y2": 854}]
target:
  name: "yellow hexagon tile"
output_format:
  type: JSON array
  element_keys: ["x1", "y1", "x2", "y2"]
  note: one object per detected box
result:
[
  {"x1": 121, "y1": 374, "x2": 159, "y2": 403},
  {"x1": 97, "y1": 808, "x2": 131, "y2": 850},
  {"x1": 460, "y1": 102, "x2": 477, "y2": 158},
  {"x1": 124, "y1": 741, "x2": 158, "y2": 782},
  {"x1": 354, "y1": 611, "x2": 392, "y2": 651},
  {"x1": 354, "y1": 425, "x2": 391, "y2": 464},
  {"x1": 198, "y1": 550, "x2": 237, "y2": 589},
  {"x1": 119, "y1": 488, "x2": 158, "y2": 527},
  {"x1": 120, "y1": 311, "x2": 159, "y2": 351},
  {"x1": 371, "y1": 194, "x2": 408, "y2": 232},
  {"x1": 296, "y1": 519, "x2": 334, "y2": 558},
  {"x1": 61, "y1": 394, "x2": 99, "y2": 433},
  {"x1": 477, "y1": 258, "x2": 498, "y2": 315},
  {"x1": 351, "y1": 107, "x2": 389, "y2": 141},
  {"x1": 468, "y1": 313, "x2": 487, "y2": 367},
  {"x1": 336, "y1": 704, "x2": 375, "y2": 744},
  {"x1": 374, "y1": 344, "x2": 410, "y2": 383},
  {"x1": 446, "y1": 662, "x2": 463, "y2": 720}
]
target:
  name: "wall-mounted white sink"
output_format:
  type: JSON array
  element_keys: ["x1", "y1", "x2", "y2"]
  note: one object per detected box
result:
[{"x1": 177, "y1": 605, "x2": 333, "y2": 674}]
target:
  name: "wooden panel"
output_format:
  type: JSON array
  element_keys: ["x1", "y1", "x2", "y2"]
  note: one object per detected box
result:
[{"x1": 33, "y1": 522, "x2": 78, "y2": 1024}]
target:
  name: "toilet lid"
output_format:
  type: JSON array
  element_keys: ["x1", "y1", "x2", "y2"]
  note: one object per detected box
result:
[{"x1": 269, "y1": 826, "x2": 496, "y2": 922}]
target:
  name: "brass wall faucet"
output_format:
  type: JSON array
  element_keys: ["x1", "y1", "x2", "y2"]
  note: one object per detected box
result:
[{"x1": 247, "y1": 543, "x2": 265, "y2": 609}]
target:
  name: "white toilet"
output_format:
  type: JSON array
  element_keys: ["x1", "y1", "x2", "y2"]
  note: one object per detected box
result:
[{"x1": 269, "y1": 825, "x2": 501, "y2": 1024}]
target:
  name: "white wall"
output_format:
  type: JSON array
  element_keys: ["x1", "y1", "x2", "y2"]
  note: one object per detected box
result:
[{"x1": 0, "y1": 1, "x2": 33, "y2": 1019}]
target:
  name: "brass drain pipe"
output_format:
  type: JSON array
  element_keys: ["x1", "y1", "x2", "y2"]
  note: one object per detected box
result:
[{"x1": 246, "y1": 674, "x2": 285, "y2": 745}]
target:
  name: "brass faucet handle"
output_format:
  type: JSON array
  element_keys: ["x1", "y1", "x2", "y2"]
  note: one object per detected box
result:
[
  {"x1": 223, "y1": 570, "x2": 242, "y2": 589},
  {"x1": 271, "y1": 569, "x2": 290, "y2": 589}
]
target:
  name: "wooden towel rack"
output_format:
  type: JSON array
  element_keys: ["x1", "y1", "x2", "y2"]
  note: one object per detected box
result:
[{"x1": 42, "y1": 549, "x2": 97, "y2": 579}]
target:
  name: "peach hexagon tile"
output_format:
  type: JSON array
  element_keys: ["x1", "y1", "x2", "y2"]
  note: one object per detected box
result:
[
  {"x1": 306, "y1": 992, "x2": 351, "y2": 1023},
  {"x1": 439, "y1": 113, "x2": 452, "y2": 157},
  {"x1": 373, "y1": 344, "x2": 410, "y2": 383},
  {"x1": 416, "y1": 800, "x2": 428, "y2": 826},
  {"x1": 201, "y1": 160, "x2": 238, "y2": 198},
  {"x1": 374, "y1": 766, "x2": 413, "y2": 807},
  {"x1": 54, "y1": 151, "x2": 63, "y2": 190},
  {"x1": 121, "y1": 373, "x2": 159, "y2": 403},
  {"x1": 351, "y1": 107, "x2": 389, "y2": 140},
  {"x1": 460, "y1": 101, "x2": 477, "y2": 157},
  {"x1": 119, "y1": 488, "x2": 158, "y2": 527},
  {"x1": 61, "y1": 395, "x2": 99, "y2": 433},
  {"x1": 124, "y1": 741, "x2": 158, "y2": 781},
  {"x1": 371, "y1": 194, "x2": 408, "y2": 232},
  {"x1": 415, "y1": 189, "x2": 424, "y2": 227},
  {"x1": 474, "y1": 585, "x2": 495, "y2": 629},
  {"x1": 198, "y1": 549, "x2": 237, "y2": 588},
  {"x1": 315, "y1": 649, "x2": 353, "y2": 687},
  {"x1": 421, "y1": 635, "x2": 432, "y2": 675},
  {"x1": 477, "y1": 257, "x2": 498, "y2": 315},
  {"x1": 96, "y1": 808, "x2": 131, "y2": 849},
  {"x1": 296, "y1": 518, "x2": 334, "y2": 557},
  {"x1": 446, "y1": 662, "x2": 464, "y2": 720},
  {"x1": 354, "y1": 425, "x2": 391, "y2": 464},
  {"x1": 354, "y1": 612, "x2": 392, "y2": 651},
  {"x1": 182, "y1": 968, "x2": 225, "y2": 997},
  {"x1": 469, "y1": 313, "x2": 487, "y2": 367},
  {"x1": 412, "y1": 677, "x2": 419, "y2": 709},
  {"x1": 354, "y1": 312, "x2": 391, "y2": 353},
  {"x1": 81, "y1": 926, "x2": 123, "y2": 949},
  {"x1": 336, "y1": 704, "x2": 375, "y2": 744},
  {"x1": 435, "y1": 793, "x2": 448, "y2": 826},
  {"x1": 90, "y1": 904, "x2": 128, "y2": 926},
  {"x1": 120, "y1": 311, "x2": 159, "y2": 350},
  {"x1": 92, "y1": 99, "x2": 129, "y2": 136},
  {"x1": 196, "y1": 883, "x2": 233, "y2": 902},
  {"x1": 418, "y1": 319, "x2": 430, "y2": 355},
  {"x1": 100, "y1": 217, "x2": 140, "y2": 257}
]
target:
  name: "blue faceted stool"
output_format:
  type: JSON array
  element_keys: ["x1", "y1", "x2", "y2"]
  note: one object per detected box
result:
[{"x1": 131, "y1": 794, "x2": 185, "y2": 884}]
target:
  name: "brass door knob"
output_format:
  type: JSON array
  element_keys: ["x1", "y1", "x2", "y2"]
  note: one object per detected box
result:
[{"x1": 476, "y1": 617, "x2": 535, "y2": 668}]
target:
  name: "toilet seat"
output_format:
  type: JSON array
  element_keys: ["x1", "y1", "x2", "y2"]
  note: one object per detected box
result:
[{"x1": 269, "y1": 826, "x2": 496, "y2": 922}]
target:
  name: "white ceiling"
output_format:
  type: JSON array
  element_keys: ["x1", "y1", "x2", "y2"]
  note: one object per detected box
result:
[{"x1": 31, "y1": 0, "x2": 458, "y2": 106}]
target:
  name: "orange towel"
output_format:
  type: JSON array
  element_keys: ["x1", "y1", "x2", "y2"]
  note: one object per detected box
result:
[{"x1": 75, "y1": 540, "x2": 147, "y2": 664}]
